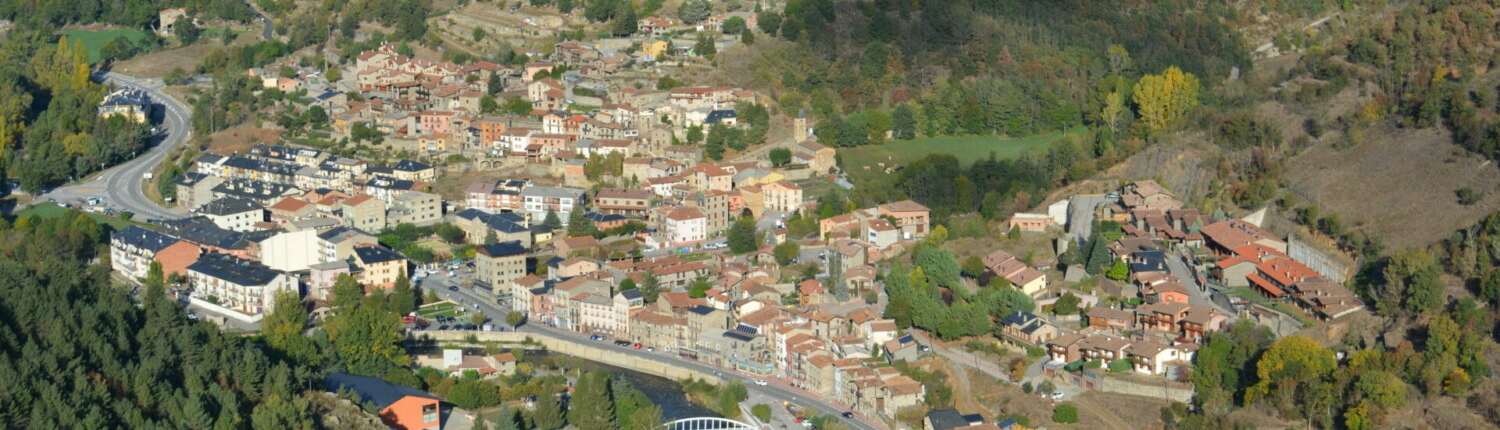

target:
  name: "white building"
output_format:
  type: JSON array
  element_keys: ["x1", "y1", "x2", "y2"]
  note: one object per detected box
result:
[
  {"x1": 186, "y1": 253, "x2": 299, "y2": 316},
  {"x1": 665, "y1": 206, "x2": 707, "y2": 245},
  {"x1": 199, "y1": 197, "x2": 266, "y2": 232},
  {"x1": 260, "y1": 229, "x2": 320, "y2": 272}
]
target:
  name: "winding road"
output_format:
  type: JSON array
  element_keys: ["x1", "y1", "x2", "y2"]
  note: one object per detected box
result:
[
  {"x1": 424, "y1": 275, "x2": 888, "y2": 430},
  {"x1": 40, "y1": 72, "x2": 192, "y2": 220}
]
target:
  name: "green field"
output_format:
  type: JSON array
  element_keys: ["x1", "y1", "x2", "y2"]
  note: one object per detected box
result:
[
  {"x1": 62, "y1": 29, "x2": 149, "y2": 63},
  {"x1": 417, "y1": 302, "x2": 471, "y2": 320},
  {"x1": 13, "y1": 202, "x2": 144, "y2": 230},
  {"x1": 839, "y1": 128, "x2": 1085, "y2": 181}
]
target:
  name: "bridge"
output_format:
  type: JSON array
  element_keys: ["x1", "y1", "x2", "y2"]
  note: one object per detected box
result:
[{"x1": 663, "y1": 417, "x2": 760, "y2": 430}]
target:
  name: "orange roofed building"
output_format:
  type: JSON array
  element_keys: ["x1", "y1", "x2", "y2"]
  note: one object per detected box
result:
[{"x1": 325, "y1": 372, "x2": 443, "y2": 430}]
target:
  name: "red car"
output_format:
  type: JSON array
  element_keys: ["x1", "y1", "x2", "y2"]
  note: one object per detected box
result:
[{"x1": 633, "y1": 343, "x2": 642, "y2": 349}]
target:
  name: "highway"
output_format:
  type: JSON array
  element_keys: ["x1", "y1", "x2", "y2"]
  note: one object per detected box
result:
[
  {"x1": 40, "y1": 72, "x2": 192, "y2": 220},
  {"x1": 421, "y1": 274, "x2": 886, "y2": 430}
]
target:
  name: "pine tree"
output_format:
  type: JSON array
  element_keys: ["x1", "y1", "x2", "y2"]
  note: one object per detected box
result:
[
  {"x1": 569, "y1": 372, "x2": 616, "y2": 430},
  {"x1": 494, "y1": 406, "x2": 520, "y2": 430},
  {"x1": 390, "y1": 275, "x2": 415, "y2": 316},
  {"x1": 533, "y1": 389, "x2": 566, "y2": 430},
  {"x1": 640, "y1": 272, "x2": 663, "y2": 303},
  {"x1": 544, "y1": 209, "x2": 563, "y2": 229}
]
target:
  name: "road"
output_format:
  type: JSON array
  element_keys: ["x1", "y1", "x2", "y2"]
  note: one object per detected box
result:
[
  {"x1": 40, "y1": 72, "x2": 192, "y2": 221},
  {"x1": 1163, "y1": 251, "x2": 1232, "y2": 314},
  {"x1": 246, "y1": 0, "x2": 274, "y2": 40},
  {"x1": 419, "y1": 275, "x2": 886, "y2": 430},
  {"x1": 1065, "y1": 194, "x2": 1113, "y2": 245}
]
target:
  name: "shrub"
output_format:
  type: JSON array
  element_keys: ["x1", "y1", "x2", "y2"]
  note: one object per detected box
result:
[{"x1": 1052, "y1": 404, "x2": 1079, "y2": 423}]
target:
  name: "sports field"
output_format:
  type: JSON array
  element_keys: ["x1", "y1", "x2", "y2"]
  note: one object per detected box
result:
[
  {"x1": 839, "y1": 128, "x2": 1085, "y2": 182},
  {"x1": 62, "y1": 29, "x2": 149, "y2": 63}
]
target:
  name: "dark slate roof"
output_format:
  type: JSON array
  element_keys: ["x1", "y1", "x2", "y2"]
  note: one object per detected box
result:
[
  {"x1": 354, "y1": 246, "x2": 406, "y2": 265},
  {"x1": 455, "y1": 209, "x2": 529, "y2": 234},
  {"x1": 584, "y1": 212, "x2": 628, "y2": 223},
  {"x1": 365, "y1": 175, "x2": 417, "y2": 191},
  {"x1": 187, "y1": 253, "x2": 282, "y2": 286},
  {"x1": 723, "y1": 330, "x2": 754, "y2": 342},
  {"x1": 686, "y1": 305, "x2": 715, "y2": 315},
  {"x1": 619, "y1": 289, "x2": 643, "y2": 300},
  {"x1": 199, "y1": 197, "x2": 264, "y2": 216},
  {"x1": 324, "y1": 372, "x2": 441, "y2": 410},
  {"x1": 112, "y1": 226, "x2": 181, "y2": 253},
  {"x1": 1000, "y1": 311, "x2": 1037, "y2": 327},
  {"x1": 210, "y1": 178, "x2": 299, "y2": 202},
  {"x1": 101, "y1": 87, "x2": 150, "y2": 107},
  {"x1": 174, "y1": 171, "x2": 213, "y2": 187},
  {"x1": 705, "y1": 109, "x2": 737, "y2": 124},
  {"x1": 529, "y1": 224, "x2": 554, "y2": 234},
  {"x1": 1129, "y1": 249, "x2": 1170, "y2": 273},
  {"x1": 394, "y1": 159, "x2": 433, "y2": 172},
  {"x1": 222, "y1": 156, "x2": 300, "y2": 177},
  {"x1": 318, "y1": 226, "x2": 373, "y2": 242},
  {"x1": 159, "y1": 217, "x2": 249, "y2": 249},
  {"x1": 925, "y1": 409, "x2": 971, "y2": 430},
  {"x1": 477, "y1": 241, "x2": 527, "y2": 257}
]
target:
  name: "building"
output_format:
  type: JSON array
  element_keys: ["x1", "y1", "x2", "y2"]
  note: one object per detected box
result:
[
  {"x1": 761, "y1": 180, "x2": 804, "y2": 214},
  {"x1": 341, "y1": 195, "x2": 387, "y2": 232},
  {"x1": 1007, "y1": 213, "x2": 1054, "y2": 232},
  {"x1": 389, "y1": 191, "x2": 443, "y2": 227},
  {"x1": 925, "y1": 409, "x2": 986, "y2": 430},
  {"x1": 664, "y1": 206, "x2": 707, "y2": 245},
  {"x1": 595, "y1": 188, "x2": 653, "y2": 216},
  {"x1": 521, "y1": 186, "x2": 585, "y2": 225},
  {"x1": 259, "y1": 229, "x2": 320, "y2": 272},
  {"x1": 392, "y1": 159, "x2": 437, "y2": 181},
  {"x1": 318, "y1": 226, "x2": 379, "y2": 264},
  {"x1": 452, "y1": 209, "x2": 533, "y2": 247},
  {"x1": 877, "y1": 200, "x2": 931, "y2": 240},
  {"x1": 110, "y1": 226, "x2": 201, "y2": 279},
  {"x1": 199, "y1": 197, "x2": 265, "y2": 232},
  {"x1": 186, "y1": 253, "x2": 299, "y2": 316},
  {"x1": 98, "y1": 88, "x2": 151, "y2": 123},
  {"x1": 324, "y1": 373, "x2": 443, "y2": 430},
  {"x1": 352, "y1": 245, "x2": 409, "y2": 289},
  {"x1": 476, "y1": 241, "x2": 528, "y2": 294},
  {"x1": 981, "y1": 249, "x2": 1048, "y2": 295},
  {"x1": 1200, "y1": 219, "x2": 1286, "y2": 256},
  {"x1": 174, "y1": 172, "x2": 222, "y2": 209},
  {"x1": 1284, "y1": 277, "x2": 1365, "y2": 320},
  {"x1": 158, "y1": 8, "x2": 188, "y2": 35}
]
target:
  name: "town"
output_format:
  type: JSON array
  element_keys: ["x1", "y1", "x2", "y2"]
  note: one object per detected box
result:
[{"x1": 7, "y1": 0, "x2": 1497, "y2": 430}]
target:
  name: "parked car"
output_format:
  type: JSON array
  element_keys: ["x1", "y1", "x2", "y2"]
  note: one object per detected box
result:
[
  {"x1": 1050, "y1": 392, "x2": 1064, "y2": 400},
  {"x1": 448, "y1": 286, "x2": 459, "y2": 291},
  {"x1": 754, "y1": 379, "x2": 768, "y2": 386},
  {"x1": 438, "y1": 324, "x2": 450, "y2": 330},
  {"x1": 633, "y1": 343, "x2": 642, "y2": 349},
  {"x1": 841, "y1": 412, "x2": 854, "y2": 418}
]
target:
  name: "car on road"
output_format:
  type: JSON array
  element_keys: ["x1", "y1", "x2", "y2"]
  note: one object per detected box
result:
[
  {"x1": 1050, "y1": 392, "x2": 1064, "y2": 400},
  {"x1": 426, "y1": 269, "x2": 439, "y2": 275},
  {"x1": 754, "y1": 379, "x2": 768, "y2": 386},
  {"x1": 841, "y1": 412, "x2": 854, "y2": 418},
  {"x1": 613, "y1": 340, "x2": 631, "y2": 346},
  {"x1": 448, "y1": 286, "x2": 459, "y2": 291},
  {"x1": 589, "y1": 335, "x2": 603, "y2": 341},
  {"x1": 646, "y1": 346, "x2": 654, "y2": 352},
  {"x1": 633, "y1": 343, "x2": 642, "y2": 349},
  {"x1": 438, "y1": 324, "x2": 449, "y2": 330}
]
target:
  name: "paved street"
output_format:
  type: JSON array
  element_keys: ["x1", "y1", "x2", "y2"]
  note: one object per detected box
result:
[
  {"x1": 418, "y1": 275, "x2": 886, "y2": 430},
  {"x1": 1164, "y1": 251, "x2": 1232, "y2": 314},
  {"x1": 39, "y1": 72, "x2": 192, "y2": 221},
  {"x1": 1065, "y1": 194, "x2": 1114, "y2": 244}
]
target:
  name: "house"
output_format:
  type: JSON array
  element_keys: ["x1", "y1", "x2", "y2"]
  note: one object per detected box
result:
[
  {"x1": 199, "y1": 197, "x2": 265, "y2": 232},
  {"x1": 1213, "y1": 244, "x2": 1288, "y2": 287},
  {"x1": 999, "y1": 311, "x2": 1058, "y2": 345},
  {"x1": 318, "y1": 226, "x2": 379, "y2": 264},
  {"x1": 1135, "y1": 302, "x2": 1229, "y2": 342},
  {"x1": 324, "y1": 372, "x2": 443, "y2": 430},
  {"x1": 110, "y1": 226, "x2": 201, "y2": 279},
  {"x1": 1246, "y1": 257, "x2": 1321, "y2": 299},
  {"x1": 664, "y1": 206, "x2": 707, "y2": 246},
  {"x1": 158, "y1": 8, "x2": 188, "y2": 35},
  {"x1": 97, "y1": 87, "x2": 151, "y2": 123},
  {"x1": 465, "y1": 179, "x2": 529, "y2": 212},
  {"x1": 389, "y1": 191, "x2": 443, "y2": 227},
  {"x1": 1087, "y1": 306, "x2": 1136, "y2": 333},
  {"x1": 341, "y1": 195, "x2": 387, "y2": 232},
  {"x1": 761, "y1": 180, "x2": 803, "y2": 214},
  {"x1": 1120, "y1": 180, "x2": 1183, "y2": 211},
  {"x1": 1007, "y1": 213, "x2": 1054, "y2": 232},
  {"x1": 925, "y1": 409, "x2": 986, "y2": 430},
  {"x1": 981, "y1": 249, "x2": 1048, "y2": 295},
  {"x1": 521, "y1": 186, "x2": 585, "y2": 225},
  {"x1": 268, "y1": 197, "x2": 315, "y2": 223},
  {"x1": 796, "y1": 141, "x2": 836, "y2": 173},
  {"x1": 877, "y1": 200, "x2": 931, "y2": 240},
  {"x1": 353, "y1": 245, "x2": 409, "y2": 289},
  {"x1": 1200, "y1": 219, "x2": 1286, "y2": 256},
  {"x1": 476, "y1": 241, "x2": 528, "y2": 294},
  {"x1": 595, "y1": 188, "x2": 653, "y2": 216},
  {"x1": 392, "y1": 159, "x2": 437, "y2": 181},
  {"x1": 186, "y1": 253, "x2": 299, "y2": 316},
  {"x1": 555, "y1": 235, "x2": 602, "y2": 258},
  {"x1": 883, "y1": 335, "x2": 921, "y2": 363},
  {"x1": 452, "y1": 209, "x2": 532, "y2": 247},
  {"x1": 1284, "y1": 277, "x2": 1365, "y2": 320},
  {"x1": 174, "y1": 172, "x2": 222, "y2": 209}
]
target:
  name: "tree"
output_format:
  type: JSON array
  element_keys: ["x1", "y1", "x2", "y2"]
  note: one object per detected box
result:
[
  {"x1": 1052, "y1": 404, "x2": 1078, "y2": 423},
  {"x1": 326, "y1": 291, "x2": 410, "y2": 378},
  {"x1": 178, "y1": 19, "x2": 202, "y2": 45},
  {"x1": 757, "y1": 11, "x2": 782, "y2": 34},
  {"x1": 331, "y1": 274, "x2": 364, "y2": 308},
  {"x1": 1105, "y1": 260, "x2": 1129, "y2": 280},
  {"x1": 544, "y1": 209, "x2": 563, "y2": 229},
  {"x1": 687, "y1": 277, "x2": 713, "y2": 298},
  {"x1": 740, "y1": 28, "x2": 755, "y2": 44},
  {"x1": 961, "y1": 255, "x2": 986, "y2": 279},
  {"x1": 1100, "y1": 91, "x2": 1125, "y2": 135},
  {"x1": 533, "y1": 391, "x2": 566, "y2": 430},
  {"x1": 1133, "y1": 66, "x2": 1201, "y2": 131},
  {"x1": 263, "y1": 290, "x2": 320, "y2": 364},
  {"x1": 769, "y1": 147, "x2": 792, "y2": 166},
  {"x1": 640, "y1": 272, "x2": 663, "y2": 303},
  {"x1": 693, "y1": 32, "x2": 717, "y2": 58},
  {"x1": 1355, "y1": 371, "x2": 1406, "y2": 410},
  {"x1": 619, "y1": 278, "x2": 637, "y2": 291},
  {"x1": 677, "y1": 0, "x2": 711, "y2": 23},
  {"x1": 612, "y1": 4, "x2": 638, "y2": 36},
  {"x1": 1244, "y1": 335, "x2": 1335, "y2": 406},
  {"x1": 494, "y1": 406, "x2": 520, "y2": 430},
  {"x1": 721, "y1": 16, "x2": 747, "y2": 34},
  {"x1": 506, "y1": 311, "x2": 525, "y2": 326},
  {"x1": 390, "y1": 275, "x2": 416, "y2": 316},
  {"x1": 1404, "y1": 266, "x2": 1443, "y2": 315},
  {"x1": 1053, "y1": 292, "x2": 1081, "y2": 315},
  {"x1": 774, "y1": 241, "x2": 801, "y2": 265},
  {"x1": 1457, "y1": 186, "x2": 1481, "y2": 205},
  {"x1": 728, "y1": 217, "x2": 758, "y2": 253},
  {"x1": 570, "y1": 372, "x2": 616, "y2": 430},
  {"x1": 568, "y1": 206, "x2": 595, "y2": 236},
  {"x1": 472, "y1": 312, "x2": 489, "y2": 326}
]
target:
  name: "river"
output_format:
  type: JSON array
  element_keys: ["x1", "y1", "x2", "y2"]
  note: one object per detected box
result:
[{"x1": 532, "y1": 350, "x2": 721, "y2": 421}]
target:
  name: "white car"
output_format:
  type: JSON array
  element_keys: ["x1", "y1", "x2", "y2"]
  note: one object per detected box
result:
[
  {"x1": 754, "y1": 379, "x2": 768, "y2": 386},
  {"x1": 1050, "y1": 392, "x2": 1064, "y2": 400},
  {"x1": 426, "y1": 269, "x2": 439, "y2": 275}
]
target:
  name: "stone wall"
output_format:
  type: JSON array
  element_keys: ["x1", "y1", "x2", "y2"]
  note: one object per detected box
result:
[
  {"x1": 1097, "y1": 377, "x2": 1195, "y2": 403},
  {"x1": 422, "y1": 331, "x2": 719, "y2": 383}
]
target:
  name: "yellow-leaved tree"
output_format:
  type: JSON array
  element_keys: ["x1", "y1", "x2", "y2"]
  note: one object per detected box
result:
[{"x1": 1133, "y1": 66, "x2": 1201, "y2": 131}]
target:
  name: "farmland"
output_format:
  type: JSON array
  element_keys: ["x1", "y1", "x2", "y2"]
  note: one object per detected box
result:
[{"x1": 61, "y1": 29, "x2": 148, "y2": 62}]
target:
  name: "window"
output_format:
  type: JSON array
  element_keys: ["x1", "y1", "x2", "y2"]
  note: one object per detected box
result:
[{"x1": 422, "y1": 403, "x2": 438, "y2": 423}]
